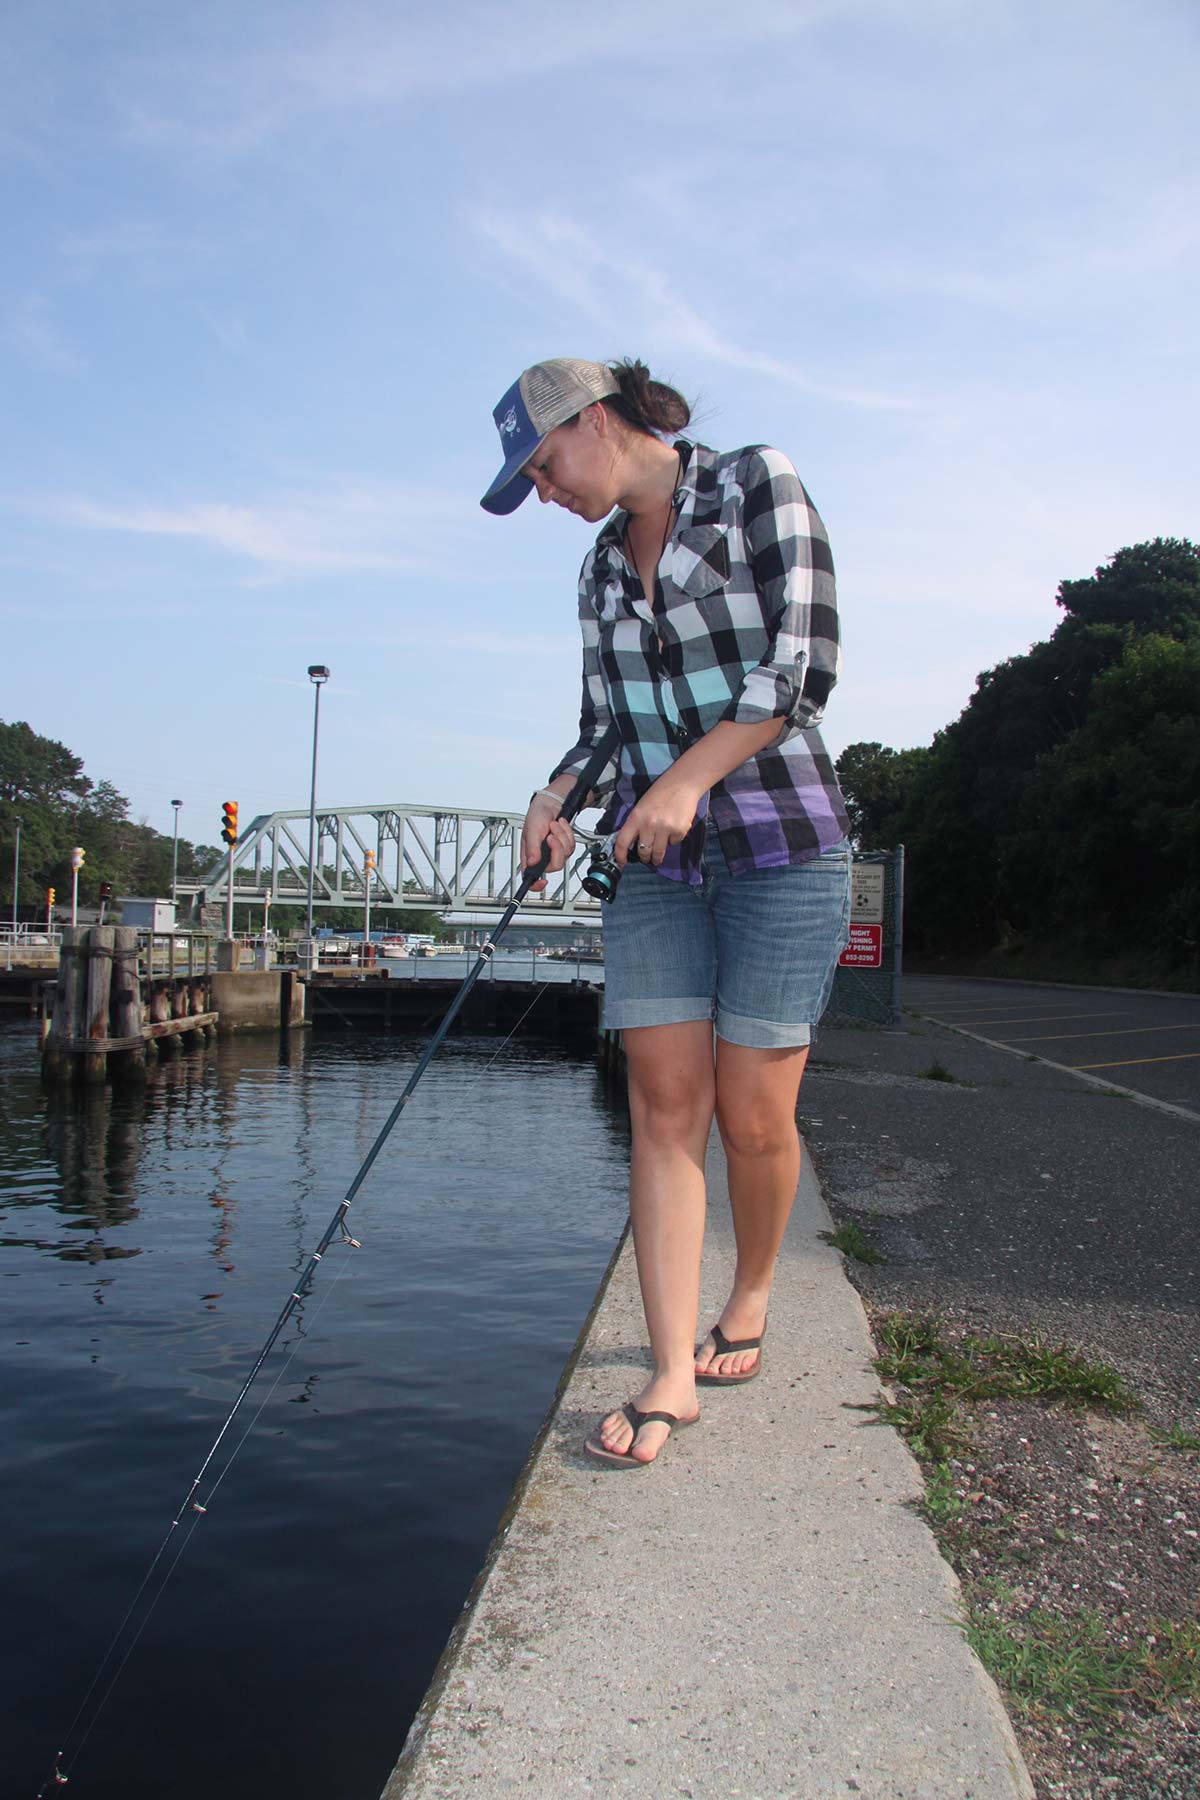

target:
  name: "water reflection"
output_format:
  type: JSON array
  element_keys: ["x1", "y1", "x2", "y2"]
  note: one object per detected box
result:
[{"x1": 1, "y1": 1022, "x2": 631, "y2": 1800}]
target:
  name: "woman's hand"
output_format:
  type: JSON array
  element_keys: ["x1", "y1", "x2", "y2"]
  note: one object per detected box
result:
[
  {"x1": 520, "y1": 795, "x2": 576, "y2": 892},
  {"x1": 613, "y1": 768, "x2": 704, "y2": 868}
]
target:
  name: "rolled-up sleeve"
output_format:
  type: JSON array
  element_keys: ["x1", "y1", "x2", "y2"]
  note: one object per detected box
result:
[{"x1": 720, "y1": 448, "x2": 840, "y2": 730}]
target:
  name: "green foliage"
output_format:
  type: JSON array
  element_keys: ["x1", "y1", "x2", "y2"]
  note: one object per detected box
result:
[
  {"x1": 835, "y1": 741, "x2": 930, "y2": 849},
  {"x1": 818, "y1": 1221, "x2": 886, "y2": 1264},
  {"x1": 869, "y1": 536, "x2": 1200, "y2": 977},
  {"x1": 0, "y1": 719, "x2": 214, "y2": 915},
  {"x1": 964, "y1": 1591, "x2": 1200, "y2": 1737}
]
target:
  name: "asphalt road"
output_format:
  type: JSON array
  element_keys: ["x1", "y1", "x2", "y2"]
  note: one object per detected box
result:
[{"x1": 903, "y1": 974, "x2": 1200, "y2": 1116}]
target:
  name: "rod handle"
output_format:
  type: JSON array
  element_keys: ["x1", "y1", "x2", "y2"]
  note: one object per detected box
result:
[{"x1": 523, "y1": 727, "x2": 619, "y2": 884}]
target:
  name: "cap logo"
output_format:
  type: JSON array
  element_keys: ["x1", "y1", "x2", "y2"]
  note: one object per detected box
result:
[{"x1": 499, "y1": 406, "x2": 519, "y2": 437}]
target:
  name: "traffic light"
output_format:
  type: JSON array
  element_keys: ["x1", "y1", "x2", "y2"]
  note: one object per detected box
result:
[
  {"x1": 364, "y1": 851, "x2": 376, "y2": 871},
  {"x1": 99, "y1": 882, "x2": 113, "y2": 900},
  {"x1": 48, "y1": 887, "x2": 56, "y2": 906},
  {"x1": 221, "y1": 801, "x2": 239, "y2": 845},
  {"x1": 71, "y1": 846, "x2": 85, "y2": 871}
]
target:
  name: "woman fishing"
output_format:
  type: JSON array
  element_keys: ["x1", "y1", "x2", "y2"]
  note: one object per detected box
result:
[{"x1": 482, "y1": 358, "x2": 851, "y2": 1468}]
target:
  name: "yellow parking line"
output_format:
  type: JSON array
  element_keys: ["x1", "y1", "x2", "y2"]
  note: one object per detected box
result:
[
  {"x1": 1073, "y1": 1052, "x2": 1200, "y2": 1069},
  {"x1": 1006, "y1": 1023, "x2": 1200, "y2": 1044},
  {"x1": 927, "y1": 1011, "x2": 1128, "y2": 1028}
]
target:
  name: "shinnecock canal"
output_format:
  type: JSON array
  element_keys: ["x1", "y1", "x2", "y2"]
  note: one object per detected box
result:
[{"x1": 3, "y1": 1017, "x2": 631, "y2": 1799}]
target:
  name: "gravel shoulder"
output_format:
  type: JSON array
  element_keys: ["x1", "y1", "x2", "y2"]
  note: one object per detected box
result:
[{"x1": 803, "y1": 1017, "x2": 1200, "y2": 1800}]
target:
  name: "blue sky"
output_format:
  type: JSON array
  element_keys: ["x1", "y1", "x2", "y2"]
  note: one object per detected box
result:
[{"x1": 3, "y1": 0, "x2": 1197, "y2": 842}]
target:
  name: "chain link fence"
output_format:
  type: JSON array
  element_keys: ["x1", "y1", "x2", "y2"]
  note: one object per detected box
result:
[{"x1": 822, "y1": 846, "x2": 904, "y2": 1029}]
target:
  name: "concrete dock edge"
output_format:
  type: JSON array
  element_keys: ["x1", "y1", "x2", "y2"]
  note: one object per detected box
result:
[{"x1": 381, "y1": 1135, "x2": 1034, "y2": 1800}]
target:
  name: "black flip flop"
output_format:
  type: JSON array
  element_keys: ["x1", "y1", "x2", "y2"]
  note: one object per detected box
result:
[
  {"x1": 584, "y1": 1401, "x2": 699, "y2": 1468},
  {"x1": 695, "y1": 1321, "x2": 765, "y2": 1385}
]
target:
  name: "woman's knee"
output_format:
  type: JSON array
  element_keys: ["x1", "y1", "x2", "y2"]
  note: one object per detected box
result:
[
  {"x1": 629, "y1": 1069, "x2": 715, "y2": 1145},
  {"x1": 715, "y1": 1097, "x2": 798, "y2": 1161}
]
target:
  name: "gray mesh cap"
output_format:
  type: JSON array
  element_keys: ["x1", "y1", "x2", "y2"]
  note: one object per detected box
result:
[{"x1": 481, "y1": 358, "x2": 620, "y2": 515}]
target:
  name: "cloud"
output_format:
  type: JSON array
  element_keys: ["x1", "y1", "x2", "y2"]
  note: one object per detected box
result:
[
  {"x1": 475, "y1": 209, "x2": 915, "y2": 413},
  {"x1": 41, "y1": 482, "x2": 479, "y2": 582},
  {"x1": 111, "y1": 0, "x2": 855, "y2": 154}
]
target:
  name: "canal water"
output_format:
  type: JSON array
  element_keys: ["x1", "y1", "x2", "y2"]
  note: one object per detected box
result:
[{"x1": 1, "y1": 1023, "x2": 631, "y2": 1800}]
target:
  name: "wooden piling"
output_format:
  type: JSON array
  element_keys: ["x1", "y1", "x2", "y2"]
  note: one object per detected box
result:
[
  {"x1": 83, "y1": 926, "x2": 115, "y2": 1085},
  {"x1": 43, "y1": 926, "x2": 85, "y2": 1084},
  {"x1": 110, "y1": 927, "x2": 146, "y2": 1082}
]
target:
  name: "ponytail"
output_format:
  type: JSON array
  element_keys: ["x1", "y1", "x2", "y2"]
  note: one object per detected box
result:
[{"x1": 602, "y1": 359, "x2": 691, "y2": 437}]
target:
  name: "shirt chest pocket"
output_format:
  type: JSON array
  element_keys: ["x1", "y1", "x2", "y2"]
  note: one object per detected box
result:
[{"x1": 669, "y1": 526, "x2": 731, "y2": 600}]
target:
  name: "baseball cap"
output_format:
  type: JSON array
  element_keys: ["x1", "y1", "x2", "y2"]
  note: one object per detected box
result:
[{"x1": 480, "y1": 358, "x2": 620, "y2": 515}]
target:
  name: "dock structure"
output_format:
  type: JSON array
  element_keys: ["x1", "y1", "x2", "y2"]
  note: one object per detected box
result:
[{"x1": 40, "y1": 927, "x2": 304, "y2": 1084}]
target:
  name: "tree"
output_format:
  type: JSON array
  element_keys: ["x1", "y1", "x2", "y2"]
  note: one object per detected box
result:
[
  {"x1": 835, "y1": 742, "x2": 929, "y2": 849},
  {"x1": 1056, "y1": 538, "x2": 1200, "y2": 637}
]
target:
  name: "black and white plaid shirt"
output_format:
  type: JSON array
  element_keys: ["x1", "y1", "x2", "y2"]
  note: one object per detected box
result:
[{"x1": 550, "y1": 438, "x2": 849, "y2": 882}]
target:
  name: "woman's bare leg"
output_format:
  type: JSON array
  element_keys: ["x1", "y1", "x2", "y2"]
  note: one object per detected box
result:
[
  {"x1": 592, "y1": 1020, "x2": 715, "y2": 1463},
  {"x1": 694, "y1": 1040, "x2": 810, "y2": 1380}
]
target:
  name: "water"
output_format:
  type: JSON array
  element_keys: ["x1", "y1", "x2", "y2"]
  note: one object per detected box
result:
[{"x1": 0, "y1": 1024, "x2": 630, "y2": 1800}]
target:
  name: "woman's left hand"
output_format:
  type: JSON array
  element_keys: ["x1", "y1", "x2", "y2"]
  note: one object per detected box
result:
[{"x1": 613, "y1": 769, "x2": 704, "y2": 868}]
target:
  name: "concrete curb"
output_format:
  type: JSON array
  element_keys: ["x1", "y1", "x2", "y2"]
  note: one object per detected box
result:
[{"x1": 382, "y1": 1137, "x2": 1034, "y2": 1800}]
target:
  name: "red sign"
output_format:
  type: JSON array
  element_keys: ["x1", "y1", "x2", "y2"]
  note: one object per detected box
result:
[{"x1": 839, "y1": 923, "x2": 883, "y2": 968}]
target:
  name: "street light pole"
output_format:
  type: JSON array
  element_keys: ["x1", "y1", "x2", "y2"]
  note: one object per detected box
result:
[
  {"x1": 10, "y1": 815, "x2": 19, "y2": 935},
  {"x1": 305, "y1": 665, "x2": 330, "y2": 951},
  {"x1": 171, "y1": 799, "x2": 183, "y2": 905}
]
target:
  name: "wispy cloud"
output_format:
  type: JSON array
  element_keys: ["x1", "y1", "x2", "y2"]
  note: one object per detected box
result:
[
  {"x1": 40, "y1": 482, "x2": 479, "y2": 582},
  {"x1": 475, "y1": 209, "x2": 915, "y2": 412},
  {"x1": 7, "y1": 293, "x2": 84, "y2": 374},
  {"x1": 112, "y1": 0, "x2": 854, "y2": 155}
]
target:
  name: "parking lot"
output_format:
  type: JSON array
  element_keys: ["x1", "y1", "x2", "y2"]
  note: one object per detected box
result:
[{"x1": 903, "y1": 974, "x2": 1200, "y2": 1116}]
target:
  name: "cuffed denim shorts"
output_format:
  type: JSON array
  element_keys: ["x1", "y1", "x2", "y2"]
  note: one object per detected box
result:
[{"x1": 601, "y1": 830, "x2": 852, "y2": 1048}]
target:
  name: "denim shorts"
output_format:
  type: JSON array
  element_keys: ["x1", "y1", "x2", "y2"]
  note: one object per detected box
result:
[{"x1": 601, "y1": 831, "x2": 852, "y2": 1048}]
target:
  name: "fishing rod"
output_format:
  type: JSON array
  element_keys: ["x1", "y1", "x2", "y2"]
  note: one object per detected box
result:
[{"x1": 37, "y1": 727, "x2": 620, "y2": 1798}]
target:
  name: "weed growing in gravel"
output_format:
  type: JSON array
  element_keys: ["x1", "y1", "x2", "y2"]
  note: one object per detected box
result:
[
  {"x1": 962, "y1": 1588, "x2": 1200, "y2": 1737},
  {"x1": 921, "y1": 1060, "x2": 958, "y2": 1082},
  {"x1": 818, "y1": 1222, "x2": 885, "y2": 1264},
  {"x1": 1148, "y1": 1423, "x2": 1200, "y2": 1451},
  {"x1": 857, "y1": 1394, "x2": 971, "y2": 1461},
  {"x1": 873, "y1": 1314, "x2": 1139, "y2": 1412}
]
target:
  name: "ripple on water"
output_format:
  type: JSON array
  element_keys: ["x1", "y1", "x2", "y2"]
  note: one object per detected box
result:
[{"x1": 1, "y1": 1025, "x2": 630, "y2": 1800}]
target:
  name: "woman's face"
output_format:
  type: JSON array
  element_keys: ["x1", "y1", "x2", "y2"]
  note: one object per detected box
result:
[{"x1": 522, "y1": 406, "x2": 619, "y2": 522}]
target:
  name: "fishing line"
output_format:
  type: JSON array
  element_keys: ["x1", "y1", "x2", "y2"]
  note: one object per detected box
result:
[{"x1": 37, "y1": 727, "x2": 619, "y2": 1796}]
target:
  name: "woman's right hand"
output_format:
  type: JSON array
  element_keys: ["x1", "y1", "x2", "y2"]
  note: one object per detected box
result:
[{"x1": 520, "y1": 797, "x2": 576, "y2": 892}]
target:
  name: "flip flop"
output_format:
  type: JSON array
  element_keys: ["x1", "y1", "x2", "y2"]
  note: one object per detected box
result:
[
  {"x1": 695, "y1": 1321, "x2": 765, "y2": 1385},
  {"x1": 584, "y1": 1401, "x2": 699, "y2": 1469}
]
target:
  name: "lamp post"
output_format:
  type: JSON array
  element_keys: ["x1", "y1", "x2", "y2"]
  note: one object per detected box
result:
[
  {"x1": 305, "y1": 665, "x2": 330, "y2": 953},
  {"x1": 170, "y1": 799, "x2": 183, "y2": 905},
  {"x1": 10, "y1": 815, "x2": 19, "y2": 936}
]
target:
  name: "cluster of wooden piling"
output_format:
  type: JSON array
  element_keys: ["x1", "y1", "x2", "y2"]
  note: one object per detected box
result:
[{"x1": 42, "y1": 926, "x2": 218, "y2": 1086}]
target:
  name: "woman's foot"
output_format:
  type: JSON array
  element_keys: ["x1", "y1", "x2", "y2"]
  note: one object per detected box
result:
[
  {"x1": 588, "y1": 1373, "x2": 699, "y2": 1465},
  {"x1": 694, "y1": 1297, "x2": 768, "y2": 1381}
]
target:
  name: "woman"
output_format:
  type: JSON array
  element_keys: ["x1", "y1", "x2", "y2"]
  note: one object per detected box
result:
[{"x1": 481, "y1": 357, "x2": 851, "y2": 1467}]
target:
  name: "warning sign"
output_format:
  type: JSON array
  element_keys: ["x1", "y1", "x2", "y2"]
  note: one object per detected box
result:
[
  {"x1": 850, "y1": 864, "x2": 885, "y2": 925},
  {"x1": 839, "y1": 923, "x2": 883, "y2": 968}
]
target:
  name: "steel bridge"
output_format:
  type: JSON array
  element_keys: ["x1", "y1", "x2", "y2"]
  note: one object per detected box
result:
[{"x1": 186, "y1": 802, "x2": 603, "y2": 919}]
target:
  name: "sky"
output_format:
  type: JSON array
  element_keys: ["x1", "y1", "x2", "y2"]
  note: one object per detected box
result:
[{"x1": 3, "y1": 0, "x2": 1197, "y2": 843}]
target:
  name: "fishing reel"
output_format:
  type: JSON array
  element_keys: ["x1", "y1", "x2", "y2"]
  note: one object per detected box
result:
[
  {"x1": 571, "y1": 824, "x2": 622, "y2": 905},
  {"x1": 581, "y1": 846, "x2": 622, "y2": 904}
]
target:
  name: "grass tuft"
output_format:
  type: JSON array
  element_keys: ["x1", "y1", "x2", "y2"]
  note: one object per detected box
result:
[
  {"x1": 922, "y1": 1060, "x2": 958, "y2": 1082},
  {"x1": 873, "y1": 1314, "x2": 1139, "y2": 1413},
  {"x1": 818, "y1": 1221, "x2": 885, "y2": 1265},
  {"x1": 1148, "y1": 1423, "x2": 1200, "y2": 1452},
  {"x1": 963, "y1": 1590, "x2": 1200, "y2": 1737}
]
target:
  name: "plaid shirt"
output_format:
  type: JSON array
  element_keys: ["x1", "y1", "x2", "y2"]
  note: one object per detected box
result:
[{"x1": 549, "y1": 439, "x2": 850, "y2": 883}]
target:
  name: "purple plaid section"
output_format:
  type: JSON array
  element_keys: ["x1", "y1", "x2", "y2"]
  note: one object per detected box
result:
[{"x1": 549, "y1": 440, "x2": 850, "y2": 884}]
